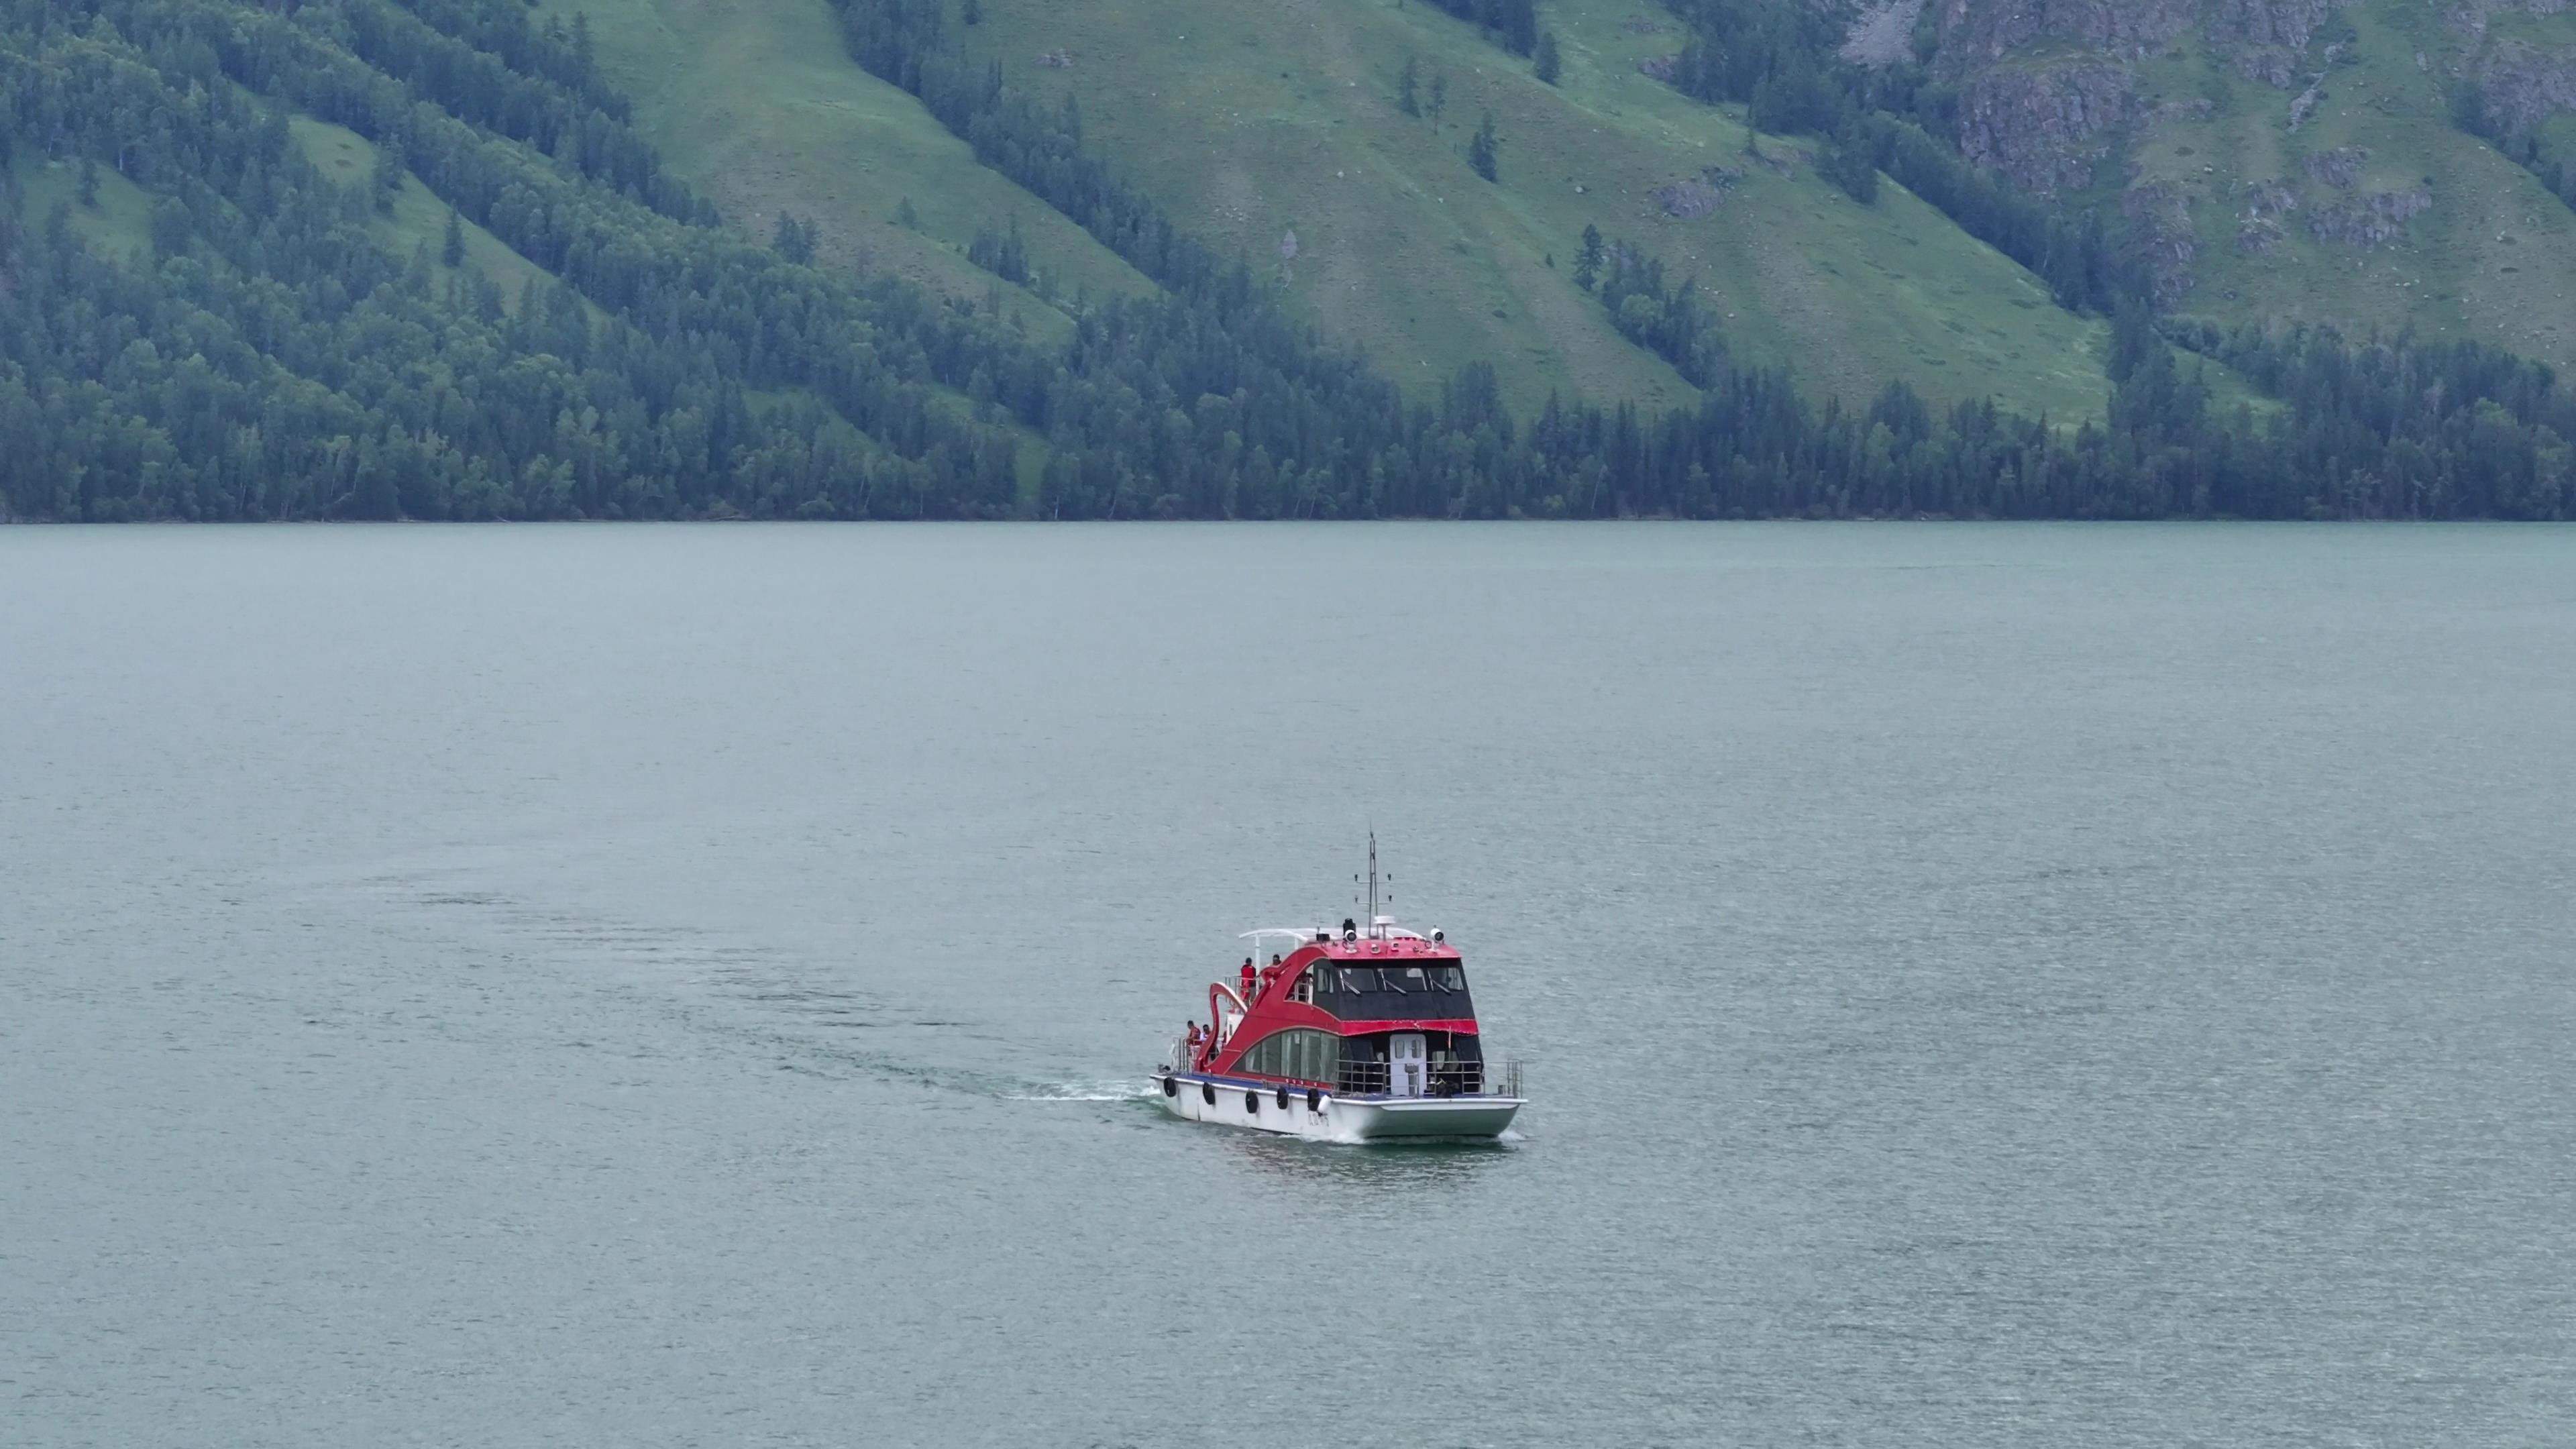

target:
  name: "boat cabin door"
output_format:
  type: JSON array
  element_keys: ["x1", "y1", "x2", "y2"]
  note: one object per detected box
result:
[{"x1": 1389, "y1": 1033, "x2": 1428, "y2": 1098}]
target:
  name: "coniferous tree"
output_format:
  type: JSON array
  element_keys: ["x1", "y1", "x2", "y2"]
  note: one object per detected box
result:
[
  {"x1": 76, "y1": 156, "x2": 99, "y2": 208},
  {"x1": 1534, "y1": 31, "x2": 1561, "y2": 86},
  {"x1": 773, "y1": 211, "x2": 816, "y2": 264},
  {"x1": 441, "y1": 207, "x2": 466, "y2": 266},
  {"x1": 368, "y1": 150, "x2": 400, "y2": 215},
  {"x1": 1822, "y1": 121, "x2": 1878, "y2": 203},
  {"x1": 1574, "y1": 224, "x2": 1604, "y2": 290},
  {"x1": 1398, "y1": 55, "x2": 1421, "y2": 117},
  {"x1": 1468, "y1": 111, "x2": 1499, "y2": 181}
]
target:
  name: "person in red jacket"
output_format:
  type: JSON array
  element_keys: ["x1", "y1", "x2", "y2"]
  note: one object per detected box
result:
[{"x1": 1239, "y1": 956, "x2": 1256, "y2": 1004}]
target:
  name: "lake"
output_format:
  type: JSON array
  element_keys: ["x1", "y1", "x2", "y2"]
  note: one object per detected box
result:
[{"x1": 5, "y1": 523, "x2": 2571, "y2": 1446}]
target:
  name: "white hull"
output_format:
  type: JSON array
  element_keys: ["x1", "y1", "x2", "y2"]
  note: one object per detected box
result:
[{"x1": 1156, "y1": 1073, "x2": 1521, "y2": 1142}]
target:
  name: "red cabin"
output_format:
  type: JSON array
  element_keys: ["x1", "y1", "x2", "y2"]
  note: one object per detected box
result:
[{"x1": 1189, "y1": 919, "x2": 1495, "y2": 1099}]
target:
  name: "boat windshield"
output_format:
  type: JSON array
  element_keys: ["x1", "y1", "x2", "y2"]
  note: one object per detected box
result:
[{"x1": 1314, "y1": 961, "x2": 1474, "y2": 1020}]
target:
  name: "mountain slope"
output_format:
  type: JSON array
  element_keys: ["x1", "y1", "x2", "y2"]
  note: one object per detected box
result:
[
  {"x1": 7, "y1": 0, "x2": 2574, "y2": 524},
  {"x1": 540, "y1": 0, "x2": 1155, "y2": 337},
  {"x1": 957, "y1": 0, "x2": 2118, "y2": 417}
]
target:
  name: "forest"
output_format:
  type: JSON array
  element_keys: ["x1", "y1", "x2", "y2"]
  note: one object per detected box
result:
[{"x1": 2, "y1": 0, "x2": 2573, "y2": 522}]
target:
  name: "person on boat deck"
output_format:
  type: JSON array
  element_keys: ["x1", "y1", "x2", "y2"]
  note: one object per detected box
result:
[
  {"x1": 1258, "y1": 953, "x2": 1285, "y2": 998},
  {"x1": 1239, "y1": 957, "x2": 1256, "y2": 1002},
  {"x1": 1185, "y1": 1020, "x2": 1203, "y2": 1053}
]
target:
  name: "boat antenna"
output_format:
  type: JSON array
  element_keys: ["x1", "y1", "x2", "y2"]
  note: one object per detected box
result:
[{"x1": 1367, "y1": 829, "x2": 1379, "y2": 930}]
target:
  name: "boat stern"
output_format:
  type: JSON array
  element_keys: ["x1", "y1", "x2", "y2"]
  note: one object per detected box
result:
[{"x1": 1332, "y1": 1094, "x2": 1522, "y2": 1141}]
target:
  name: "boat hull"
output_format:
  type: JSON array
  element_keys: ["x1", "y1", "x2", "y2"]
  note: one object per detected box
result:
[{"x1": 1155, "y1": 1073, "x2": 1520, "y2": 1142}]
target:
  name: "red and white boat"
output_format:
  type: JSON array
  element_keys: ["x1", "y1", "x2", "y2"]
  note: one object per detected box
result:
[{"x1": 1156, "y1": 847, "x2": 1524, "y2": 1142}]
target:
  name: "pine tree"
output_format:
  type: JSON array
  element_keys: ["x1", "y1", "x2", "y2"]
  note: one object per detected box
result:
[
  {"x1": 1574, "y1": 225, "x2": 1604, "y2": 290},
  {"x1": 1398, "y1": 55, "x2": 1421, "y2": 117},
  {"x1": 773, "y1": 211, "x2": 816, "y2": 264},
  {"x1": 1534, "y1": 31, "x2": 1561, "y2": 86},
  {"x1": 441, "y1": 208, "x2": 466, "y2": 267},
  {"x1": 1823, "y1": 121, "x2": 1877, "y2": 204},
  {"x1": 961, "y1": 0, "x2": 981, "y2": 24},
  {"x1": 1429, "y1": 72, "x2": 1448, "y2": 121},
  {"x1": 1468, "y1": 111, "x2": 1499, "y2": 182},
  {"x1": 76, "y1": 156, "x2": 99, "y2": 208}
]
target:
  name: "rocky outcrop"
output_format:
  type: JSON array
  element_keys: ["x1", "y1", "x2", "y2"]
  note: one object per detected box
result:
[
  {"x1": 2121, "y1": 182, "x2": 2198, "y2": 304},
  {"x1": 1956, "y1": 58, "x2": 2135, "y2": 194},
  {"x1": 2213, "y1": 0, "x2": 2338, "y2": 84},
  {"x1": 2308, "y1": 188, "x2": 2432, "y2": 247},
  {"x1": 2475, "y1": 41, "x2": 2576, "y2": 133},
  {"x1": 1843, "y1": 0, "x2": 1929, "y2": 68},
  {"x1": 1933, "y1": 0, "x2": 2194, "y2": 66},
  {"x1": 2237, "y1": 179, "x2": 2300, "y2": 254},
  {"x1": 1653, "y1": 170, "x2": 1739, "y2": 219},
  {"x1": 2304, "y1": 146, "x2": 2370, "y2": 187},
  {"x1": 1929, "y1": 0, "x2": 2340, "y2": 194},
  {"x1": 2210, "y1": 0, "x2": 2337, "y2": 49}
]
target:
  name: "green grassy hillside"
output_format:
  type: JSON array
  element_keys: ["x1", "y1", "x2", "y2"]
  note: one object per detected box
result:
[
  {"x1": 534, "y1": 0, "x2": 1155, "y2": 339},
  {"x1": 14, "y1": 158, "x2": 157, "y2": 260},
  {"x1": 959, "y1": 0, "x2": 2117, "y2": 417},
  {"x1": 16, "y1": 0, "x2": 2569, "y2": 526}
]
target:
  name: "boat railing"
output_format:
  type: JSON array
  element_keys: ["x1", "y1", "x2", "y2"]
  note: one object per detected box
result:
[
  {"x1": 1163, "y1": 1036, "x2": 1523, "y2": 1099},
  {"x1": 1333, "y1": 1057, "x2": 1523, "y2": 1099}
]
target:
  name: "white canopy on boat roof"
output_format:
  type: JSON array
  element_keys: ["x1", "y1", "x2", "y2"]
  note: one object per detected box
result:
[{"x1": 1239, "y1": 922, "x2": 1430, "y2": 947}]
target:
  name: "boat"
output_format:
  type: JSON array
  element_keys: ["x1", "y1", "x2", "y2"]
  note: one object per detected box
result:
[{"x1": 1155, "y1": 841, "x2": 1524, "y2": 1142}]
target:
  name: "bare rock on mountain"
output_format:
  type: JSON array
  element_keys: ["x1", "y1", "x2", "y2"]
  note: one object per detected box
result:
[
  {"x1": 2234, "y1": 48, "x2": 2303, "y2": 86},
  {"x1": 2123, "y1": 182, "x2": 2199, "y2": 305},
  {"x1": 2287, "y1": 71, "x2": 2329, "y2": 129},
  {"x1": 2476, "y1": 41, "x2": 2576, "y2": 132},
  {"x1": 2305, "y1": 146, "x2": 2371, "y2": 187},
  {"x1": 1934, "y1": 0, "x2": 2195, "y2": 66},
  {"x1": 2210, "y1": 0, "x2": 2337, "y2": 50},
  {"x1": 1957, "y1": 58, "x2": 2135, "y2": 195},
  {"x1": 1843, "y1": 0, "x2": 1928, "y2": 68},
  {"x1": 2308, "y1": 188, "x2": 2431, "y2": 247},
  {"x1": 1658, "y1": 174, "x2": 1741, "y2": 219},
  {"x1": 2237, "y1": 178, "x2": 2300, "y2": 253}
]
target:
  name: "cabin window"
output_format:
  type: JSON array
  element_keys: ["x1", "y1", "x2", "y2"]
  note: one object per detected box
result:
[
  {"x1": 1236, "y1": 1028, "x2": 1338, "y2": 1083},
  {"x1": 1289, "y1": 969, "x2": 1315, "y2": 1005},
  {"x1": 1318, "y1": 962, "x2": 1476, "y2": 1022}
]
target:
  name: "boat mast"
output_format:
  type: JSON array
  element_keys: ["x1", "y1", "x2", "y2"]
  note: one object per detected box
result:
[{"x1": 1367, "y1": 830, "x2": 1379, "y2": 935}]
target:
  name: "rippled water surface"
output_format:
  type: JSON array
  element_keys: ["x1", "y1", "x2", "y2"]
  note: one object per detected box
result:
[{"x1": 5, "y1": 524, "x2": 2573, "y2": 1447}]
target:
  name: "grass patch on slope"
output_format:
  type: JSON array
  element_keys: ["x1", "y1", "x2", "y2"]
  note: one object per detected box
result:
[
  {"x1": 13, "y1": 158, "x2": 157, "y2": 261},
  {"x1": 965, "y1": 0, "x2": 2116, "y2": 417},
  {"x1": 536, "y1": 0, "x2": 1155, "y2": 341},
  {"x1": 290, "y1": 117, "x2": 564, "y2": 307}
]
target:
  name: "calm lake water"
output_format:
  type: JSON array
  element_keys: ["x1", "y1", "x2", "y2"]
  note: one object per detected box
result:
[{"x1": 5, "y1": 524, "x2": 2573, "y2": 1447}]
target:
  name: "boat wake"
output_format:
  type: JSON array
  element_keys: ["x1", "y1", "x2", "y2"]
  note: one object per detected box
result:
[{"x1": 1004, "y1": 1079, "x2": 1159, "y2": 1103}]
